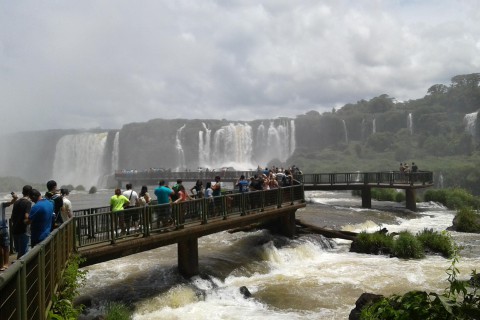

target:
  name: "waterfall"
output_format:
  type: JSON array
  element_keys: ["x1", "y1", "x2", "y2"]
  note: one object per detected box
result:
[
  {"x1": 111, "y1": 131, "x2": 120, "y2": 172},
  {"x1": 211, "y1": 123, "x2": 253, "y2": 169},
  {"x1": 372, "y1": 118, "x2": 376, "y2": 134},
  {"x1": 342, "y1": 120, "x2": 348, "y2": 144},
  {"x1": 438, "y1": 173, "x2": 444, "y2": 189},
  {"x1": 199, "y1": 123, "x2": 212, "y2": 167},
  {"x1": 52, "y1": 132, "x2": 108, "y2": 188},
  {"x1": 290, "y1": 119, "x2": 296, "y2": 155},
  {"x1": 464, "y1": 111, "x2": 478, "y2": 136},
  {"x1": 198, "y1": 119, "x2": 296, "y2": 170},
  {"x1": 175, "y1": 125, "x2": 186, "y2": 171},
  {"x1": 407, "y1": 113, "x2": 413, "y2": 135}
]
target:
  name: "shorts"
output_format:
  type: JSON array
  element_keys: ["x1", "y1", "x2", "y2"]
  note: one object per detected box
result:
[{"x1": 0, "y1": 228, "x2": 10, "y2": 247}]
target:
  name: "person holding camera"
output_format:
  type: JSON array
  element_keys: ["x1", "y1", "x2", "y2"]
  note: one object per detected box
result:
[{"x1": 1, "y1": 191, "x2": 18, "y2": 271}]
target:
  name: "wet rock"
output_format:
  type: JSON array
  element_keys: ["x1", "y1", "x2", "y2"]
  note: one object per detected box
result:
[
  {"x1": 73, "y1": 294, "x2": 94, "y2": 308},
  {"x1": 349, "y1": 292, "x2": 383, "y2": 320},
  {"x1": 240, "y1": 286, "x2": 252, "y2": 298}
]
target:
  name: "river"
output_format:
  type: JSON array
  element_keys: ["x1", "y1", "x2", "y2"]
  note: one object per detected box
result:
[{"x1": 4, "y1": 189, "x2": 478, "y2": 319}]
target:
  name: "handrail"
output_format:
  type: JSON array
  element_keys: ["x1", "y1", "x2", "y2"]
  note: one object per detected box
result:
[
  {"x1": 296, "y1": 171, "x2": 433, "y2": 186},
  {"x1": 0, "y1": 218, "x2": 76, "y2": 320},
  {"x1": 74, "y1": 185, "x2": 305, "y2": 248}
]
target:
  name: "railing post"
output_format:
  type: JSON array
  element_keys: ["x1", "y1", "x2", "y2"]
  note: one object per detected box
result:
[{"x1": 109, "y1": 212, "x2": 116, "y2": 244}]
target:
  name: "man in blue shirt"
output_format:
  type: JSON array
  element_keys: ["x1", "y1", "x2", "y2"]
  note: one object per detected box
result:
[
  {"x1": 28, "y1": 189, "x2": 54, "y2": 247},
  {"x1": 154, "y1": 180, "x2": 174, "y2": 227},
  {"x1": 236, "y1": 175, "x2": 249, "y2": 193}
]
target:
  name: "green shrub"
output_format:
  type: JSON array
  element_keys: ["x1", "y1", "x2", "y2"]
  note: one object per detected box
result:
[
  {"x1": 454, "y1": 207, "x2": 480, "y2": 233},
  {"x1": 446, "y1": 188, "x2": 480, "y2": 210},
  {"x1": 105, "y1": 302, "x2": 132, "y2": 320},
  {"x1": 416, "y1": 229, "x2": 454, "y2": 258},
  {"x1": 361, "y1": 245, "x2": 480, "y2": 319},
  {"x1": 351, "y1": 231, "x2": 394, "y2": 255},
  {"x1": 49, "y1": 255, "x2": 87, "y2": 319},
  {"x1": 371, "y1": 188, "x2": 396, "y2": 201},
  {"x1": 424, "y1": 189, "x2": 448, "y2": 205},
  {"x1": 392, "y1": 231, "x2": 425, "y2": 259},
  {"x1": 88, "y1": 186, "x2": 97, "y2": 194},
  {"x1": 395, "y1": 192, "x2": 405, "y2": 203},
  {"x1": 75, "y1": 185, "x2": 86, "y2": 191}
]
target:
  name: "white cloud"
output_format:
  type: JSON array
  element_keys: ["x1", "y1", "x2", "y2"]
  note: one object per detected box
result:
[{"x1": 1, "y1": 0, "x2": 480, "y2": 134}]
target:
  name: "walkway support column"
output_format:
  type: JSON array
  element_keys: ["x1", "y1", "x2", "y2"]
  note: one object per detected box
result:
[
  {"x1": 361, "y1": 187, "x2": 371, "y2": 208},
  {"x1": 405, "y1": 188, "x2": 416, "y2": 212},
  {"x1": 178, "y1": 237, "x2": 199, "y2": 277},
  {"x1": 278, "y1": 211, "x2": 296, "y2": 238}
]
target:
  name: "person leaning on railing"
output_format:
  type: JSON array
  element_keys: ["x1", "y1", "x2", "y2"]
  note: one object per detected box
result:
[{"x1": 110, "y1": 188, "x2": 130, "y2": 237}]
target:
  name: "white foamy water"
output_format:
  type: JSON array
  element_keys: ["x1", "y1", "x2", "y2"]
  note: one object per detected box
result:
[{"x1": 79, "y1": 190, "x2": 480, "y2": 319}]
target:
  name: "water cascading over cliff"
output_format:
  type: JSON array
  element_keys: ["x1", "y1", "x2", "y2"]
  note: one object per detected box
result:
[
  {"x1": 175, "y1": 125, "x2": 187, "y2": 171},
  {"x1": 198, "y1": 120, "x2": 296, "y2": 169},
  {"x1": 464, "y1": 111, "x2": 478, "y2": 137},
  {"x1": 52, "y1": 132, "x2": 109, "y2": 188},
  {"x1": 407, "y1": 113, "x2": 413, "y2": 135}
]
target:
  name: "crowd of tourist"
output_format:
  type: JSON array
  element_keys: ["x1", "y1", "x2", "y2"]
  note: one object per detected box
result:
[
  {"x1": 0, "y1": 180, "x2": 73, "y2": 272},
  {"x1": 1, "y1": 165, "x2": 303, "y2": 271}
]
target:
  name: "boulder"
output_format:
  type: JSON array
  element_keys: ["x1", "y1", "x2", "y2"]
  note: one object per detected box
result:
[{"x1": 349, "y1": 292, "x2": 383, "y2": 320}]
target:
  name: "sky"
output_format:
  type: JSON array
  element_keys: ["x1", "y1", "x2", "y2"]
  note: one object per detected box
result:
[{"x1": 1, "y1": 0, "x2": 480, "y2": 135}]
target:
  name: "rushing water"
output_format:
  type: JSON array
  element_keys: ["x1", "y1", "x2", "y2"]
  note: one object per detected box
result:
[{"x1": 61, "y1": 190, "x2": 479, "y2": 319}]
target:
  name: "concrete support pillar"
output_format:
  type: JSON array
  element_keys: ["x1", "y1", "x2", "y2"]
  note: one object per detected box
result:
[
  {"x1": 278, "y1": 211, "x2": 296, "y2": 238},
  {"x1": 178, "y1": 237, "x2": 199, "y2": 277},
  {"x1": 405, "y1": 188, "x2": 416, "y2": 211},
  {"x1": 361, "y1": 187, "x2": 371, "y2": 208}
]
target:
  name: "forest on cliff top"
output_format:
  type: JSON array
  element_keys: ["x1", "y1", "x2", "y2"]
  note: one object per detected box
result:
[{"x1": 290, "y1": 73, "x2": 480, "y2": 195}]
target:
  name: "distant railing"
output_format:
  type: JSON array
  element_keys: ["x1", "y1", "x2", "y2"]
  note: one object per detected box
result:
[
  {"x1": 114, "y1": 170, "x2": 257, "y2": 181},
  {"x1": 0, "y1": 218, "x2": 75, "y2": 320},
  {"x1": 74, "y1": 185, "x2": 305, "y2": 248},
  {"x1": 296, "y1": 171, "x2": 433, "y2": 187}
]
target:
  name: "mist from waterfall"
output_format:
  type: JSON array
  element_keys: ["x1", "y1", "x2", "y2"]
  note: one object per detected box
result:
[
  {"x1": 52, "y1": 132, "x2": 108, "y2": 188},
  {"x1": 175, "y1": 125, "x2": 187, "y2": 171},
  {"x1": 464, "y1": 111, "x2": 478, "y2": 136},
  {"x1": 407, "y1": 113, "x2": 413, "y2": 135}
]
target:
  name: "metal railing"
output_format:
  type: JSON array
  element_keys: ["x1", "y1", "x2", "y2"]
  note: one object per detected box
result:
[
  {"x1": 296, "y1": 171, "x2": 433, "y2": 187},
  {"x1": 0, "y1": 185, "x2": 304, "y2": 318},
  {"x1": 74, "y1": 185, "x2": 305, "y2": 248},
  {"x1": 115, "y1": 170, "x2": 256, "y2": 181},
  {"x1": 0, "y1": 218, "x2": 75, "y2": 320}
]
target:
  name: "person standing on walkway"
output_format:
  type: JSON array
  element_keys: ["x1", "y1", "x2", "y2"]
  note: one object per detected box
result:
[
  {"x1": 122, "y1": 184, "x2": 139, "y2": 235},
  {"x1": 154, "y1": 180, "x2": 174, "y2": 227},
  {"x1": 1, "y1": 191, "x2": 18, "y2": 271},
  {"x1": 28, "y1": 189, "x2": 54, "y2": 247},
  {"x1": 110, "y1": 188, "x2": 130, "y2": 236},
  {"x1": 60, "y1": 188, "x2": 73, "y2": 222},
  {"x1": 236, "y1": 175, "x2": 249, "y2": 193},
  {"x1": 44, "y1": 180, "x2": 63, "y2": 229},
  {"x1": 11, "y1": 185, "x2": 32, "y2": 260}
]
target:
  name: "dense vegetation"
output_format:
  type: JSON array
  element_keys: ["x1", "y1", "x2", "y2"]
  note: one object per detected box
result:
[
  {"x1": 351, "y1": 229, "x2": 455, "y2": 259},
  {"x1": 290, "y1": 73, "x2": 480, "y2": 196},
  {"x1": 49, "y1": 255, "x2": 87, "y2": 320}
]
